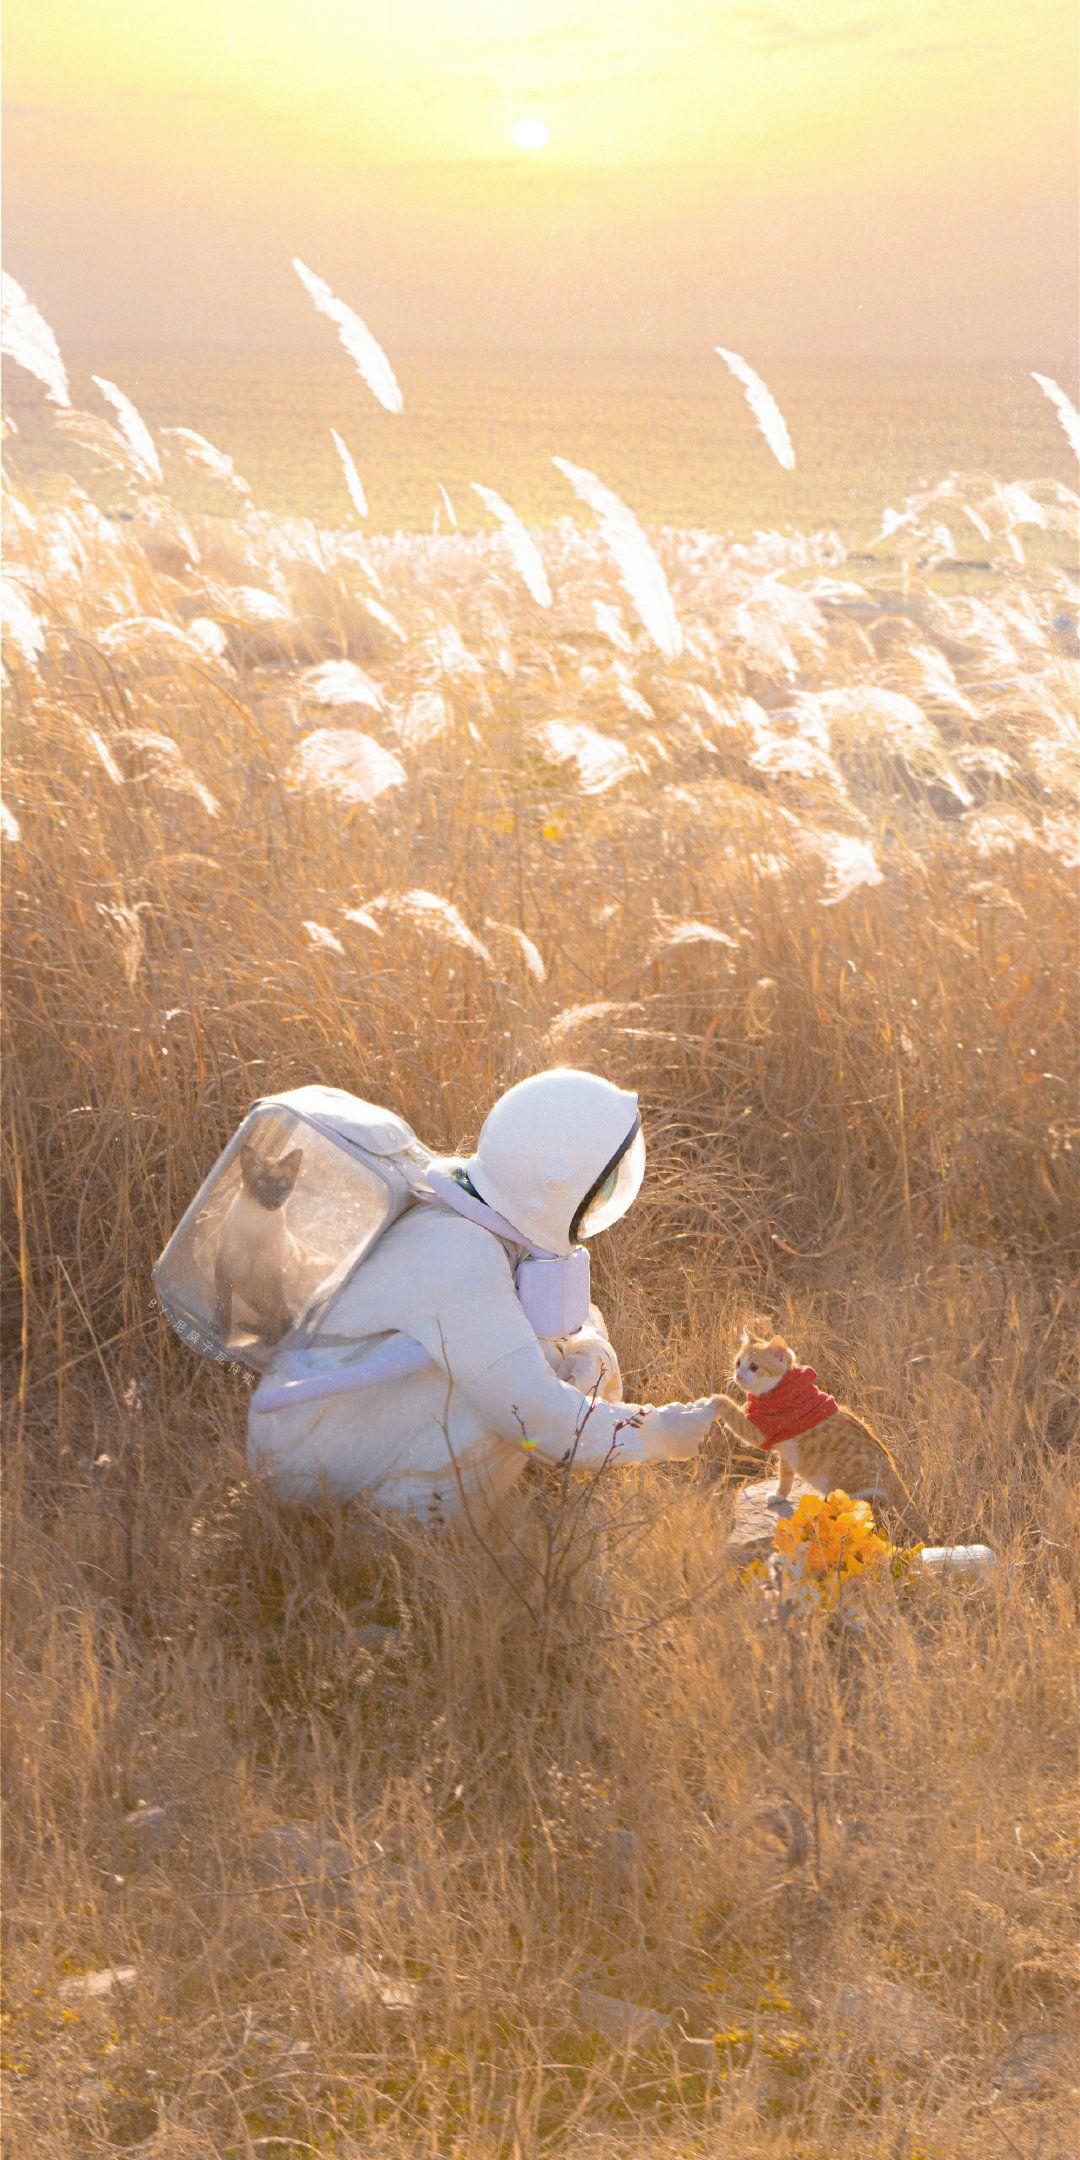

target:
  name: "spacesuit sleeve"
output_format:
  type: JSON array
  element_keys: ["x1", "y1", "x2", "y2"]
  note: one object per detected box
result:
[
  {"x1": 463, "y1": 1336, "x2": 661, "y2": 1465},
  {"x1": 404, "y1": 1219, "x2": 666, "y2": 1467}
]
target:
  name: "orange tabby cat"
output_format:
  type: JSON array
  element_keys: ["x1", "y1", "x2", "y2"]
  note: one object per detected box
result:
[{"x1": 716, "y1": 1332, "x2": 926, "y2": 1540}]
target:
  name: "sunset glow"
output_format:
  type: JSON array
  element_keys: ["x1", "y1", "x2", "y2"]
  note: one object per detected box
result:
[
  {"x1": 513, "y1": 118, "x2": 551, "y2": 152},
  {"x1": 3, "y1": 0, "x2": 1076, "y2": 360}
]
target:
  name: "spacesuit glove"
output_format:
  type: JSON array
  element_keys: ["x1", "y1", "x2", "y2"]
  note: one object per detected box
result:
[{"x1": 630, "y1": 1395, "x2": 724, "y2": 1461}]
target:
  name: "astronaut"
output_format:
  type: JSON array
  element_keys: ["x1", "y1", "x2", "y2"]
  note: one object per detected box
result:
[{"x1": 247, "y1": 1068, "x2": 721, "y2": 1522}]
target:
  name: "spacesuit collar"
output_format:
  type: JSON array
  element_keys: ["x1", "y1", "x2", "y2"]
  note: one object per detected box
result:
[
  {"x1": 425, "y1": 1163, "x2": 549, "y2": 1256},
  {"x1": 426, "y1": 1165, "x2": 594, "y2": 1338}
]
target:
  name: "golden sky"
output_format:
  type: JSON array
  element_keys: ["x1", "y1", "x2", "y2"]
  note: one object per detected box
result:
[{"x1": 4, "y1": 0, "x2": 1077, "y2": 360}]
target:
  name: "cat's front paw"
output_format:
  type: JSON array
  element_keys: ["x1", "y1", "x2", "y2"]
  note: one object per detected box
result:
[{"x1": 716, "y1": 1394, "x2": 755, "y2": 1439}]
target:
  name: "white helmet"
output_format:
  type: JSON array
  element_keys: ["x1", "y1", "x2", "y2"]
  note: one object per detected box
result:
[{"x1": 461, "y1": 1067, "x2": 645, "y2": 1256}]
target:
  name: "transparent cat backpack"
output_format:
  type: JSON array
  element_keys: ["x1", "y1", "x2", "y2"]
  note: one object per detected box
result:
[{"x1": 153, "y1": 1085, "x2": 432, "y2": 1372}]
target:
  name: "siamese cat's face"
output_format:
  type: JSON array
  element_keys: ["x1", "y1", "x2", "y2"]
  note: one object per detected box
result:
[{"x1": 239, "y1": 1143, "x2": 302, "y2": 1209}]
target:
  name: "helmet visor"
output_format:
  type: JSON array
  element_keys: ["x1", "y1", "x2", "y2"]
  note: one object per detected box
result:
[{"x1": 572, "y1": 1122, "x2": 646, "y2": 1241}]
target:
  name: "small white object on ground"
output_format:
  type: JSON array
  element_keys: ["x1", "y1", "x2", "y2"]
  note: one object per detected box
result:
[
  {"x1": 59, "y1": 1966, "x2": 138, "y2": 2003},
  {"x1": 254, "y1": 1825, "x2": 354, "y2": 1898},
  {"x1": 994, "y1": 2031, "x2": 1075, "y2": 2095},
  {"x1": 918, "y1": 1544, "x2": 997, "y2": 1575},
  {"x1": 123, "y1": 1801, "x2": 171, "y2": 1832},
  {"x1": 576, "y1": 1987, "x2": 674, "y2": 2047},
  {"x1": 354, "y1": 1622, "x2": 401, "y2": 1652},
  {"x1": 326, "y1": 1955, "x2": 419, "y2": 2015},
  {"x1": 835, "y1": 1976, "x2": 948, "y2": 2062}
]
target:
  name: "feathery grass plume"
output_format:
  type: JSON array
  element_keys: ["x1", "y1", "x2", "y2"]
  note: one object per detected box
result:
[
  {"x1": 1, "y1": 576, "x2": 45, "y2": 668},
  {"x1": 886, "y1": 641, "x2": 979, "y2": 721},
  {"x1": 1031, "y1": 372, "x2": 1080, "y2": 458},
  {"x1": 292, "y1": 258, "x2": 403, "y2": 414},
  {"x1": 547, "y1": 1000, "x2": 641, "y2": 1047},
  {"x1": 160, "y1": 427, "x2": 251, "y2": 495},
  {"x1": 396, "y1": 689, "x2": 451, "y2": 745},
  {"x1": 471, "y1": 484, "x2": 552, "y2": 606},
  {"x1": 96, "y1": 902, "x2": 145, "y2": 991},
  {"x1": 361, "y1": 595, "x2": 406, "y2": 640},
  {"x1": 1, "y1": 274, "x2": 70, "y2": 407},
  {"x1": 90, "y1": 377, "x2": 164, "y2": 484},
  {"x1": 287, "y1": 728, "x2": 406, "y2": 806},
  {"x1": 53, "y1": 408, "x2": 150, "y2": 481},
  {"x1": 997, "y1": 483, "x2": 1048, "y2": 530},
  {"x1": 366, "y1": 890, "x2": 493, "y2": 965},
  {"x1": 425, "y1": 620, "x2": 482, "y2": 675},
  {"x1": 342, "y1": 903, "x2": 385, "y2": 936},
  {"x1": 592, "y1": 600, "x2": 633, "y2": 651},
  {"x1": 187, "y1": 616, "x2": 230, "y2": 661},
  {"x1": 484, "y1": 918, "x2": 546, "y2": 981},
  {"x1": 811, "y1": 831, "x2": 886, "y2": 905},
  {"x1": 536, "y1": 719, "x2": 643, "y2": 795},
  {"x1": 437, "y1": 483, "x2": 458, "y2": 529},
  {"x1": 330, "y1": 428, "x2": 369, "y2": 518},
  {"x1": 99, "y1": 616, "x2": 207, "y2": 658},
  {"x1": 732, "y1": 580, "x2": 826, "y2": 677},
  {"x1": 293, "y1": 660, "x2": 382, "y2": 712},
  {"x1": 813, "y1": 685, "x2": 973, "y2": 804},
  {"x1": 128, "y1": 500, "x2": 201, "y2": 575},
  {"x1": 965, "y1": 808, "x2": 1041, "y2": 857},
  {"x1": 649, "y1": 920, "x2": 739, "y2": 957},
  {"x1": 715, "y1": 347, "x2": 795, "y2": 469},
  {"x1": 552, "y1": 456, "x2": 682, "y2": 657},
  {"x1": 113, "y1": 727, "x2": 220, "y2": 818},
  {"x1": 302, "y1": 921, "x2": 346, "y2": 955},
  {"x1": 297, "y1": 659, "x2": 383, "y2": 710},
  {"x1": 76, "y1": 722, "x2": 124, "y2": 786},
  {"x1": 1028, "y1": 720, "x2": 1080, "y2": 795},
  {"x1": 0, "y1": 799, "x2": 20, "y2": 843},
  {"x1": 350, "y1": 548, "x2": 386, "y2": 593},
  {"x1": 962, "y1": 502, "x2": 994, "y2": 542},
  {"x1": 216, "y1": 585, "x2": 291, "y2": 626},
  {"x1": 618, "y1": 680, "x2": 654, "y2": 720},
  {"x1": 954, "y1": 742, "x2": 1018, "y2": 789},
  {"x1": 747, "y1": 714, "x2": 848, "y2": 795},
  {"x1": 1041, "y1": 811, "x2": 1080, "y2": 866},
  {"x1": 1, "y1": 467, "x2": 36, "y2": 536}
]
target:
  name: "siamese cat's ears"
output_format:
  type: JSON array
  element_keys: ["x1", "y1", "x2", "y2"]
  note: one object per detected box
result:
[{"x1": 237, "y1": 1140, "x2": 302, "y2": 1187}]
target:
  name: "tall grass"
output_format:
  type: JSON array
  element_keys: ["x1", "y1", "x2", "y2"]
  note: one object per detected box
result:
[{"x1": 2, "y1": 384, "x2": 1077, "y2": 2157}]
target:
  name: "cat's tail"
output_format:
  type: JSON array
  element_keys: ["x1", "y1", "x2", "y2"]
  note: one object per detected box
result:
[{"x1": 875, "y1": 1480, "x2": 930, "y2": 1548}]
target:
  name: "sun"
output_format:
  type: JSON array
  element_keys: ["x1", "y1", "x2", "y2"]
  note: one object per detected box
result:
[{"x1": 512, "y1": 117, "x2": 550, "y2": 152}]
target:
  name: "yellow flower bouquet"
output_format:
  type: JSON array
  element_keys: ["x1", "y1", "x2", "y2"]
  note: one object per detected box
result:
[{"x1": 771, "y1": 1490, "x2": 921, "y2": 1612}]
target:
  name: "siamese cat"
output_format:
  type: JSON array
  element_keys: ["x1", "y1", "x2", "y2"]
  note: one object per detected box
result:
[{"x1": 213, "y1": 1143, "x2": 303, "y2": 1347}]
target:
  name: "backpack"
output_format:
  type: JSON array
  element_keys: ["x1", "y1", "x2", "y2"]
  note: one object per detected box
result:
[{"x1": 152, "y1": 1086, "x2": 432, "y2": 1372}]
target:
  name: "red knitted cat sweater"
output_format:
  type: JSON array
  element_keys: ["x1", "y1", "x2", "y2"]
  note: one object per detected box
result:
[{"x1": 746, "y1": 1364, "x2": 838, "y2": 1448}]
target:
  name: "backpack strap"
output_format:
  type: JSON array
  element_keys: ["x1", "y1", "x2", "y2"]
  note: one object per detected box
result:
[
  {"x1": 424, "y1": 1163, "x2": 547, "y2": 1254},
  {"x1": 249, "y1": 1334, "x2": 431, "y2": 1417}
]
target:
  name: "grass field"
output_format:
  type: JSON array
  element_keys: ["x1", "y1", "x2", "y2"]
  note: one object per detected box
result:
[{"x1": 2, "y1": 371, "x2": 1078, "y2": 2156}]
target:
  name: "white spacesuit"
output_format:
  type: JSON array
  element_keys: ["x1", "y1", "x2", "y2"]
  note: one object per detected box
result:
[{"x1": 247, "y1": 1068, "x2": 720, "y2": 1522}]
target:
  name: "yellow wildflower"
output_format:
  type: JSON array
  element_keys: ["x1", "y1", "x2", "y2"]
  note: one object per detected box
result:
[{"x1": 773, "y1": 1488, "x2": 902, "y2": 1611}]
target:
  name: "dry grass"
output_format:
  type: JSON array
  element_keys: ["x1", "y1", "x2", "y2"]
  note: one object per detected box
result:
[{"x1": 2, "y1": 407, "x2": 1078, "y2": 2157}]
